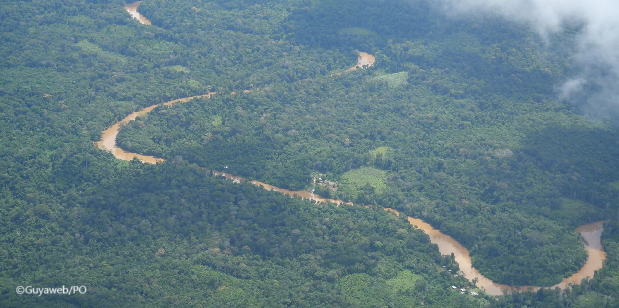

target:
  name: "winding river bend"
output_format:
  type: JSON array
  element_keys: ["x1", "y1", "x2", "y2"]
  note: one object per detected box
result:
[
  {"x1": 111, "y1": 3, "x2": 608, "y2": 296},
  {"x1": 124, "y1": 2, "x2": 151, "y2": 25}
]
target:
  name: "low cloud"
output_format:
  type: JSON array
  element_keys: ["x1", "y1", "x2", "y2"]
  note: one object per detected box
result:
[
  {"x1": 559, "y1": 78, "x2": 586, "y2": 100},
  {"x1": 437, "y1": 0, "x2": 619, "y2": 117}
]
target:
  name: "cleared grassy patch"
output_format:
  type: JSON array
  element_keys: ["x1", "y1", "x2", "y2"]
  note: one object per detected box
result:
[{"x1": 339, "y1": 167, "x2": 387, "y2": 199}]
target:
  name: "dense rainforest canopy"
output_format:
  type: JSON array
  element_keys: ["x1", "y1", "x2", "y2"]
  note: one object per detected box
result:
[{"x1": 1, "y1": 0, "x2": 619, "y2": 307}]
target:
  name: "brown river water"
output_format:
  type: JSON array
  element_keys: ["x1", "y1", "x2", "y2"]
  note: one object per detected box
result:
[
  {"x1": 102, "y1": 9, "x2": 607, "y2": 296},
  {"x1": 124, "y1": 2, "x2": 152, "y2": 25}
]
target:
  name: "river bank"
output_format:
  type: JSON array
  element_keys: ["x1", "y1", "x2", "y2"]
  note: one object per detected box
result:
[
  {"x1": 96, "y1": 87, "x2": 607, "y2": 295},
  {"x1": 124, "y1": 1, "x2": 151, "y2": 25},
  {"x1": 103, "y1": 7, "x2": 609, "y2": 296}
]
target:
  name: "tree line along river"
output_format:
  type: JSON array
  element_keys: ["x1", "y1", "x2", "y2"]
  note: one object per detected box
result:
[{"x1": 98, "y1": 2, "x2": 608, "y2": 296}]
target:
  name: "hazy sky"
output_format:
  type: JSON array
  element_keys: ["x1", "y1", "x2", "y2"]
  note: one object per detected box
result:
[{"x1": 437, "y1": 0, "x2": 619, "y2": 117}]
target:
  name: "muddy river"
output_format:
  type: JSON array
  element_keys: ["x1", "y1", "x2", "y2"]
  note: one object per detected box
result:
[
  {"x1": 96, "y1": 87, "x2": 607, "y2": 295},
  {"x1": 105, "y1": 9, "x2": 607, "y2": 296},
  {"x1": 124, "y1": 1, "x2": 151, "y2": 25}
]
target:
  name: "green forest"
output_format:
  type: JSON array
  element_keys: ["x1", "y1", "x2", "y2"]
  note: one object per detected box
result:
[{"x1": 1, "y1": 0, "x2": 619, "y2": 306}]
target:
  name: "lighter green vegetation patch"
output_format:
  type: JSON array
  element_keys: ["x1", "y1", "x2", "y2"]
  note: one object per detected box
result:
[
  {"x1": 369, "y1": 72, "x2": 408, "y2": 89},
  {"x1": 167, "y1": 65, "x2": 191, "y2": 73},
  {"x1": 369, "y1": 146, "x2": 392, "y2": 158},
  {"x1": 139, "y1": 40, "x2": 181, "y2": 56},
  {"x1": 76, "y1": 40, "x2": 103, "y2": 54},
  {"x1": 76, "y1": 40, "x2": 127, "y2": 65},
  {"x1": 337, "y1": 274, "x2": 386, "y2": 307},
  {"x1": 339, "y1": 167, "x2": 387, "y2": 198},
  {"x1": 337, "y1": 272, "x2": 427, "y2": 307},
  {"x1": 184, "y1": 79, "x2": 204, "y2": 91},
  {"x1": 386, "y1": 270, "x2": 421, "y2": 293},
  {"x1": 211, "y1": 115, "x2": 223, "y2": 127},
  {"x1": 338, "y1": 27, "x2": 377, "y2": 36},
  {"x1": 608, "y1": 181, "x2": 619, "y2": 190},
  {"x1": 554, "y1": 198, "x2": 598, "y2": 221}
]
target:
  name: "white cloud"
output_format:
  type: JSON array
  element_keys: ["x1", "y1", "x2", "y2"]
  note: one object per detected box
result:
[
  {"x1": 559, "y1": 77, "x2": 586, "y2": 100},
  {"x1": 437, "y1": 0, "x2": 619, "y2": 116}
]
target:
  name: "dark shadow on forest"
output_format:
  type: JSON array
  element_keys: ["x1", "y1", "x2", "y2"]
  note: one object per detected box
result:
[{"x1": 519, "y1": 123, "x2": 619, "y2": 224}]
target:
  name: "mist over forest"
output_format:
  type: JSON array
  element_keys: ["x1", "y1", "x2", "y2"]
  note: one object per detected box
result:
[{"x1": 433, "y1": 0, "x2": 619, "y2": 118}]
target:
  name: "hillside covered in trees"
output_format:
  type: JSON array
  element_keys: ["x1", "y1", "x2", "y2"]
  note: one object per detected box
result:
[{"x1": 2, "y1": 0, "x2": 619, "y2": 307}]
